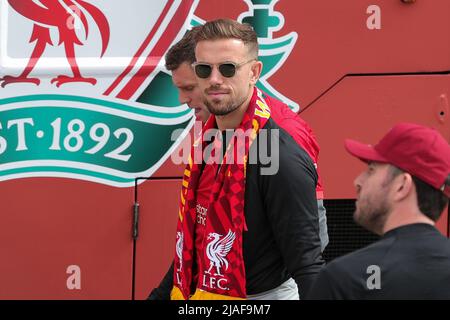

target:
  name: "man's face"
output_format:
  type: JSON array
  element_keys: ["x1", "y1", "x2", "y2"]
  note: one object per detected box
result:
[
  {"x1": 353, "y1": 162, "x2": 395, "y2": 235},
  {"x1": 172, "y1": 62, "x2": 210, "y2": 123},
  {"x1": 194, "y1": 39, "x2": 260, "y2": 116}
]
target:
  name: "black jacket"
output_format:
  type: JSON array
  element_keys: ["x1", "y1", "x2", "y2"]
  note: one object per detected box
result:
[{"x1": 308, "y1": 223, "x2": 450, "y2": 299}]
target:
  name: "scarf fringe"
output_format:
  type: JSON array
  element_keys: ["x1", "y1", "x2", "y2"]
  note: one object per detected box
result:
[
  {"x1": 171, "y1": 287, "x2": 244, "y2": 300},
  {"x1": 170, "y1": 286, "x2": 186, "y2": 300}
]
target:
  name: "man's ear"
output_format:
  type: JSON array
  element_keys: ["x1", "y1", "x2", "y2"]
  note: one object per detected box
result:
[
  {"x1": 250, "y1": 60, "x2": 263, "y2": 85},
  {"x1": 393, "y1": 172, "x2": 414, "y2": 201}
]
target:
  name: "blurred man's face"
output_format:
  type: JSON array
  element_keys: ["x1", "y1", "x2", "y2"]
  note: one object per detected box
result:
[
  {"x1": 353, "y1": 162, "x2": 395, "y2": 235},
  {"x1": 172, "y1": 62, "x2": 210, "y2": 123}
]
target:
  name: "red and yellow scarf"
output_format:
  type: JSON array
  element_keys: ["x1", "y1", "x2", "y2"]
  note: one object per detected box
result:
[{"x1": 171, "y1": 88, "x2": 271, "y2": 300}]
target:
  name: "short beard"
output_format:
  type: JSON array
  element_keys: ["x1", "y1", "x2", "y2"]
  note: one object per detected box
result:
[
  {"x1": 353, "y1": 167, "x2": 400, "y2": 235},
  {"x1": 354, "y1": 199, "x2": 390, "y2": 235},
  {"x1": 204, "y1": 97, "x2": 245, "y2": 116}
]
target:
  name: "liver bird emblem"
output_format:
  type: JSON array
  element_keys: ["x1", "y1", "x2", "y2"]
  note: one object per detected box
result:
[
  {"x1": 205, "y1": 230, "x2": 236, "y2": 276},
  {"x1": 0, "y1": 0, "x2": 110, "y2": 87},
  {"x1": 176, "y1": 231, "x2": 183, "y2": 272}
]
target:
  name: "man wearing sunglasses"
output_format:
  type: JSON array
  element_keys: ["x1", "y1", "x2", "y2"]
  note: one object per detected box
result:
[
  {"x1": 169, "y1": 19, "x2": 325, "y2": 300},
  {"x1": 148, "y1": 22, "x2": 328, "y2": 300}
]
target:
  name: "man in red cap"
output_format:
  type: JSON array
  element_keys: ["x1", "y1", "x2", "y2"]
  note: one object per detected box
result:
[{"x1": 308, "y1": 122, "x2": 450, "y2": 299}]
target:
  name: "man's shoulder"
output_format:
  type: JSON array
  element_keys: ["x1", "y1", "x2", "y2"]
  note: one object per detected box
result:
[
  {"x1": 260, "y1": 118, "x2": 316, "y2": 168},
  {"x1": 325, "y1": 238, "x2": 389, "y2": 273},
  {"x1": 263, "y1": 94, "x2": 320, "y2": 161}
]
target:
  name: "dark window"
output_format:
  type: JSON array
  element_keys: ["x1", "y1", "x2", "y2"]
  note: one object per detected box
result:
[{"x1": 323, "y1": 199, "x2": 379, "y2": 262}]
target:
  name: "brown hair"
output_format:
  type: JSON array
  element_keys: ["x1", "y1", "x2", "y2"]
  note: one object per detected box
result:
[
  {"x1": 412, "y1": 176, "x2": 449, "y2": 221},
  {"x1": 387, "y1": 166, "x2": 448, "y2": 221},
  {"x1": 165, "y1": 27, "x2": 199, "y2": 71},
  {"x1": 194, "y1": 19, "x2": 258, "y2": 59}
]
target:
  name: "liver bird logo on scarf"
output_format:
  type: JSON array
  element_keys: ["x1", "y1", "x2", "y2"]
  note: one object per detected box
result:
[{"x1": 205, "y1": 230, "x2": 236, "y2": 277}]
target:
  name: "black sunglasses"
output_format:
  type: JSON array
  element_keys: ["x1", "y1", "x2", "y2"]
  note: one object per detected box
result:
[{"x1": 192, "y1": 59, "x2": 256, "y2": 79}]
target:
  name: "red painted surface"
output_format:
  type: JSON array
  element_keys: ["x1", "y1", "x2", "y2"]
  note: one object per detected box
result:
[
  {"x1": 0, "y1": 179, "x2": 133, "y2": 299},
  {"x1": 301, "y1": 75, "x2": 450, "y2": 234},
  {"x1": 153, "y1": 131, "x2": 192, "y2": 178},
  {"x1": 274, "y1": 0, "x2": 450, "y2": 109},
  {"x1": 301, "y1": 75, "x2": 450, "y2": 199},
  {"x1": 134, "y1": 179, "x2": 180, "y2": 300}
]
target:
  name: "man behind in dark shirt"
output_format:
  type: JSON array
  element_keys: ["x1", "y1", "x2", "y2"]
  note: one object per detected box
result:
[{"x1": 308, "y1": 122, "x2": 450, "y2": 300}]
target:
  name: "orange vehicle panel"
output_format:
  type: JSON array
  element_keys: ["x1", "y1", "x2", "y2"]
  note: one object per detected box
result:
[
  {"x1": 301, "y1": 74, "x2": 450, "y2": 234},
  {"x1": 0, "y1": 179, "x2": 133, "y2": 299},
  {"x1": 134, "y1": 179, "x2": 180, "y2": 300}
]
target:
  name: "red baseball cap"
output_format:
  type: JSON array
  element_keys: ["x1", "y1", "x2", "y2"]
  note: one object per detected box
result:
[{"x1": 345, "y1": 123, "x2": 450, "y2": 197}]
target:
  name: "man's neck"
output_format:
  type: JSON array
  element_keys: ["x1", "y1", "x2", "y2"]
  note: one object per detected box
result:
[
  {"x1": 215, "y1": 89, "x2": 254, "y2": 131},
  {"x1": 382, "y1": 206, "x2": 435, "y2": 235}
]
